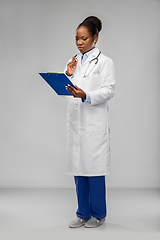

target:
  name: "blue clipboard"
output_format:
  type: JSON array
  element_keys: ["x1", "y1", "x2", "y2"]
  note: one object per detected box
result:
[{"x1": 39, "y1": 72, "x2": 76, "y2": 96}]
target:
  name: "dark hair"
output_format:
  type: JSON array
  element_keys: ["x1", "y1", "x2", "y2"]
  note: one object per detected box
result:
[{"x1": 77, "y1": 16, "x2": 102, "y2": 37}]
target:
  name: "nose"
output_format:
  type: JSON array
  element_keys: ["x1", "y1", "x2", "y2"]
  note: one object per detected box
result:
[{"x1": 77, "y1": 39, "x2": 82, "y2": 45}]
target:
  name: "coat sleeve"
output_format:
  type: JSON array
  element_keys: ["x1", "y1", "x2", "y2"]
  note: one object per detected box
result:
[{"x1": 88, "y1": 58, "x2": 115, "y2": 106}]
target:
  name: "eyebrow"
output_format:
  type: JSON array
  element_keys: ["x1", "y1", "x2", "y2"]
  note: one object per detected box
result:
[{"x1": 75, "y1": 35, "x2": 87, "y2": 38}]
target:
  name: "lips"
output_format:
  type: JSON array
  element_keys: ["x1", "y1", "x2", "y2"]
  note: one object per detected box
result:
[{"x1": 78, "y1": 46, "x2": 83, "y2": 50}]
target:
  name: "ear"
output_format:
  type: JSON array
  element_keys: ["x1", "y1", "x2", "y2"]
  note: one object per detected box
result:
[{"x1": 93, "y1": 34, "x2": 98, "y2": 43}]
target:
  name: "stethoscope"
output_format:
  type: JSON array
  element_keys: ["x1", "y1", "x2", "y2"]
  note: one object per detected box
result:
[{"x1": 74, "y1": 51, "x2": 101, "y2": 77}]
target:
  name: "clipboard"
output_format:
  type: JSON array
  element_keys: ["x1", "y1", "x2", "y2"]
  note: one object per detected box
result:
[{"x1": 39, "y1": 72, "x2": 76, "y2": 96}]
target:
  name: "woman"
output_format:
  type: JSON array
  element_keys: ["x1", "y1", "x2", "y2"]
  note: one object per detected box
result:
[{"x1": 65, "y1": 16, "x2": 115, "y2": 228}]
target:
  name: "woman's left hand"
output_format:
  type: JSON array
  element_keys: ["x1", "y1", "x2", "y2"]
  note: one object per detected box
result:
[{"x1": 67, "y1": 85, "x2": 86, "y2": 99}]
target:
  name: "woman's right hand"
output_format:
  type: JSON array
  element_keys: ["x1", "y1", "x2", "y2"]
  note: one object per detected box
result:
[{"x1": 66, "y1": 57, "x2": 78, "y2": 76}]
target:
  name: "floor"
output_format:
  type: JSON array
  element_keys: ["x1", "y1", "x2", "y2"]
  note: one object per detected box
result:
[{"x1": 0, "y1": 188, "x2": 159, "y2": 240}]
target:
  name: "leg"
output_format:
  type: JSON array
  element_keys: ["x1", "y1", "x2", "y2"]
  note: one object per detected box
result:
[
  {"x1": 74, "y1": 176, "x2": 91, "y2": 220},
  {"x1": 88, "y1": 175, "x2": 107, "y2": 220}
]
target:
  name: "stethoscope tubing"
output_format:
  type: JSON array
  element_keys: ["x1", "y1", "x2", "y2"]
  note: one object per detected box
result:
[
  {"x1": 74, "y1": 51, "x2": 101, "y2": 77},
  {"x1": 74, "y1": 51, "x2": 101, "y2": 61}
]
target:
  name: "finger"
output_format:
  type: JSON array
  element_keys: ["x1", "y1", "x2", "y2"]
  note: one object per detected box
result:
[
  {"x1": 67, "y1": 59, "x2": 77, "y2": 68},
  {"x1": 72, "y1": 57, "x2": 78, "y2": 63},
  {"x1": 70, "y1": 58, "x2": 78, "y2": 70},
  {"x1": 70, "y1": 64, "x2": 76, "y2": 70},
  {"x1": 75, "y1": 85, "x2": 80, "y2": 90},
  {"x1": 67, "y1": 85, "x2": 77, "y2": 96},
  {"x1": 69, "y1": 63, "x2": 76, "y2": 71},
  {"x1": 69, "y1": 86, "x2": 77, "y2": 95},
  {"x1": 67, "y1": 87, "x2": 75, "y2": 96}
]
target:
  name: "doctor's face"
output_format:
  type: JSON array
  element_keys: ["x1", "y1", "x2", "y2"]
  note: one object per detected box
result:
[{"x1": 75, "y1": 26, "x2": 97, "y2": 54}]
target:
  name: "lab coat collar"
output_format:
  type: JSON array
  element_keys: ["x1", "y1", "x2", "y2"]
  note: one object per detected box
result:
[{"x1": 77, "y1": 48, "x2": 100, "y2": 67}]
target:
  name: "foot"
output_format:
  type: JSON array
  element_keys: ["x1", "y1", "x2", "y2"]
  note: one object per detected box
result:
[
  {"x1": 69, "y1": 217, "x2": 87, "y2": 228},
  {"x1": 85, "y1": 217, "x2": 105, "y2": 228}
]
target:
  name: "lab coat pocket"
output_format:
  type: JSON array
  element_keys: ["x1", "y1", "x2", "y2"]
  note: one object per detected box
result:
[
  {"x1": 86, "y1": 104, "x2": 108, "y2": 132},
  {"x1": 67, "y1": 104, "x2": 78, "y2": 122},
  {"x1": 85, "y1": 73, "x2": 100, "y2": 91},
  {"x1": 91, "y1": 71, "x2": 99, "y2": 81}
]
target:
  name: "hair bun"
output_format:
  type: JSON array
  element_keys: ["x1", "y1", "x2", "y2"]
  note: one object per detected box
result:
[{"x1": 83, "y1": 16, "x2": 102, "y2": 33}]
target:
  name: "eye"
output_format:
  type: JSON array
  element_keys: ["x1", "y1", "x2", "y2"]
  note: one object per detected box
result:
[
  {"x1": 82, "y1": 37, "x2": 88, "y2": 41},
  {"x1": 75, "y1": 37, "x2": 78, "y2": 41}
]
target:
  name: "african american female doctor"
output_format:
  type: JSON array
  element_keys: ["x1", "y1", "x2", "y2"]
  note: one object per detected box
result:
[{"x1": 65, "y1": 16, "x2": 115, "y2": 228}]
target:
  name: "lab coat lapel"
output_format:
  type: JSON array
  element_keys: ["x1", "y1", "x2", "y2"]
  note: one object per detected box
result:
[
  {"x1": 76, "y1": 52, "x2": 82, "y2": 68},
  {"x1": 82, "y1": 48, "x2": 99, "y2": 67}
]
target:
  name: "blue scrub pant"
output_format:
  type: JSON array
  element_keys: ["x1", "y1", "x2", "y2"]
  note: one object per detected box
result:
[{"x1": 74, "y1": 176, "x2": 107, "y2": 220}]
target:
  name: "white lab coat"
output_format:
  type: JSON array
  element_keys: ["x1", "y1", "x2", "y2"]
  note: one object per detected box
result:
[{"x1": 65, "y1": 48, "x2": 115, "y2": 176}]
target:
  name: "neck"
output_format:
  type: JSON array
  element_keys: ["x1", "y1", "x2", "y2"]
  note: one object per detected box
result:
[{"x1": 83, "y1": 47, "x2": 95, "y2": 55}]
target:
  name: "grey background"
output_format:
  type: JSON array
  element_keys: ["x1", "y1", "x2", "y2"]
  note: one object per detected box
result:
[{"x1": 0, "y1": 0, "x2": 160, "y2": 188}]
